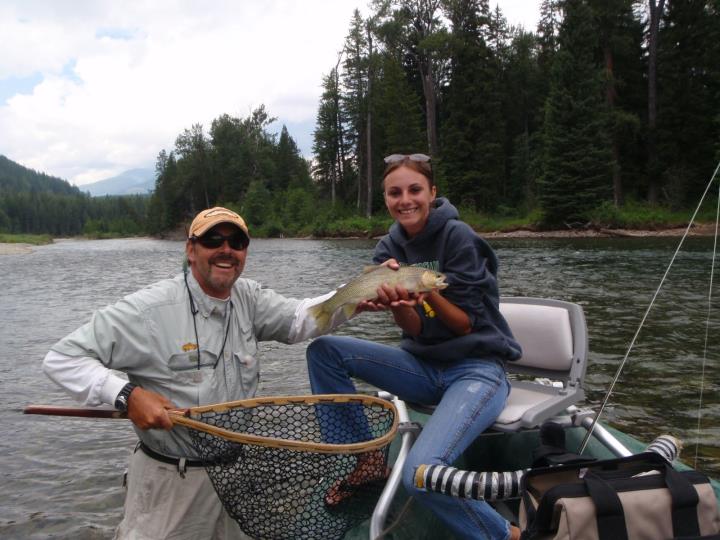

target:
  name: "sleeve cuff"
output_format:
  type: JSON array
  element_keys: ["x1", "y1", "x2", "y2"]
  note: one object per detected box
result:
[
  {"x1": 100, "y1": 373, "x2": 132, "y2": 407},
  {"x1": 288, "y1": 290, "x2": 348, "y2": 342}
]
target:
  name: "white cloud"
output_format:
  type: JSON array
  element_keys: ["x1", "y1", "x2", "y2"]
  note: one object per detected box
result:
[{"x1": 0, "y1": 1, "x2": 539, "y2": 185}]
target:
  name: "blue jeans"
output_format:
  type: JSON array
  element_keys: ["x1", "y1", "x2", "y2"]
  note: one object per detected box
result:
[{"x1": 306, "y1": 335, "x2": 512, "y2": 540}]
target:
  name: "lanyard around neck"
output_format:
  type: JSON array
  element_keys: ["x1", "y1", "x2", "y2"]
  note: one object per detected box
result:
[{"x1": 184, "y1": 270, "x2": 233, "y2": 370}]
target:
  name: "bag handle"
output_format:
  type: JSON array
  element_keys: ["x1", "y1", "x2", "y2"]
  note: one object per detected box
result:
[
  {"x1": 661, "y1": 461, "x2": 701, "y2": 537},
  {"x1": 584, "y1": 472, "x2": 629, "y2": 540},
  {"x1": 585, "y1": 456, "x2": 701, "y2": 539}
]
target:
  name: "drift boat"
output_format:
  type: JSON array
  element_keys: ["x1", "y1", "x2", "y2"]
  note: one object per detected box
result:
[{"x1": 346, "y1": 296, "x2": 720, "y2": 539}]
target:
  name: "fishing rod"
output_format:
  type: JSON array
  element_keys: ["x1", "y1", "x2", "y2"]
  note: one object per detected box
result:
[
  {"x1": 24, "y1": 405, "x2": 127, "y2": 418},
  {"x1": 579, "y1": 160, "x2": 720, "y2": 455}
]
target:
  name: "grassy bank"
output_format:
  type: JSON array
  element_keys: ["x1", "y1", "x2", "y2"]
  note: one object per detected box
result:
[
  {"x1": 0, "y1": 233, "x2": 53, "y2": 245},
  {"x1": 305, "y1": 201, "x2": 715, "y2": 237},
  {"x1": 455, "y1": 201, "x2": 717, "y2": 234},
  {"x1": 3, "y1": 202, "x2": 715, "y2": 242}
]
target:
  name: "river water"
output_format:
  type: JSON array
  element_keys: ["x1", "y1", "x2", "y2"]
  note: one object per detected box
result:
[{"x1": 1, "y1": 236, "x2": 718, "y2": 538}]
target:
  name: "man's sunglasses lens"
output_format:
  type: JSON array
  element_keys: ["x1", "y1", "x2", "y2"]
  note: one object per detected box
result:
[{"x1": 198, "y1": 234, "x2": 247, "y2": 250}]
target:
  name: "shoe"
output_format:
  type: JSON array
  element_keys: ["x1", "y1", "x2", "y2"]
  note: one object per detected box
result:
[{"x1": 324, "y1": 451, "x2": 390, "y2": 507}]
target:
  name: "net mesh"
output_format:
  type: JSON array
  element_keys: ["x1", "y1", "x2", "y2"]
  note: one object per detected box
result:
[{"x1": 175, "y1": 395, "x2": 397, "y2": 540}]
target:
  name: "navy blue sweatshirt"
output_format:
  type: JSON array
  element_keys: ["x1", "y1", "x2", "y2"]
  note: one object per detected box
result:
[{"x1": 373, "y1": 197, "x2": 521, "y2": 363}]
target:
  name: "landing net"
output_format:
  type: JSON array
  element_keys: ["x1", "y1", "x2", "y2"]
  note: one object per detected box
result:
[{"x1": 171, "y1": 394, "x2": 398, "y2": 540}]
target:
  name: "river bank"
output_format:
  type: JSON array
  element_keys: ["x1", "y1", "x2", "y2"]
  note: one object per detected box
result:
[
  {"x1": 1, "y1": 223, "x2": 716, "y2": 255},
  {"x1": 482, "y1": 222, "x2": 717, "y2": 239}
]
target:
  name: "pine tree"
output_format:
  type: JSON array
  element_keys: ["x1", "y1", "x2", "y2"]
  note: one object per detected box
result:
[
  {"x1": 175, "y1": 124, "x2": 211, "y2": 214},
  {"x1": 646, "y1": 0, "x2": 666, "y2": 204},
  {"x1": 504, "y1": 29, "x2": 543, "y2": 208},
  {"x1": 342, "y1": 10, "x2": 370, "y2": 212},
  {"x1": 538, "y1": 0, "x2": 613, "y2": 226},
  {"x1": 373, "y1": 54, "x2": 426, "y2": 155},
  {"x1": 656, "y1": 0, "x2": 720, "y2": 206},
  {"x1": 440, "y1": 0, "x2": 505, "y2": 211},
  {"x1": 313, "y1": 69, "x2": 345, "y2": 205},
  {"x1": 375, "y1": 0, "x2": 448, "y2": 157},
  {"x1": 275, "y1": 126, "x2": 310, "y2": 191},
  {"x1": 589, "y1": 0, "x2": 644, "y2": 206}
]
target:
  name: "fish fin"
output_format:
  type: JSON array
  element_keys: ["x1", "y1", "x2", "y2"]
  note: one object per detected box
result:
[
  {"x1": 342, "y1": 303, "x2": 357, "y2": 319},
  {"x1": 361, "y1": 265, "x2": 385, "y2": 274},
  {"x1": 308, "y1": 303, "x2": 331, "y2": 332}
]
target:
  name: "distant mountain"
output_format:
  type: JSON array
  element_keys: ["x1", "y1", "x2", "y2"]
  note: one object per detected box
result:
[
  {"x1": 80, "y1": 168, "x2": 155, "y2": 197},
  {"x1": 0, "y1": 155, "x2": 81, "y2": 195}
]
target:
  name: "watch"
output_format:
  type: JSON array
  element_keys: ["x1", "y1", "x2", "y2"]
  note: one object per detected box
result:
[{"x1": 114, "y1": 383, "x2": 137, "y2": 413}]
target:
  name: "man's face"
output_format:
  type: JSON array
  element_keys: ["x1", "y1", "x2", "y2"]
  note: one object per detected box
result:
[{"x1": 186, "y1": 223, "x2": 248, "y2": 299}]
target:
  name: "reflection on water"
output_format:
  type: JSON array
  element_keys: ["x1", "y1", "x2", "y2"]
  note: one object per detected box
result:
[{"x1": 0, "y1": 236, "x2": 718, "y2": 538}]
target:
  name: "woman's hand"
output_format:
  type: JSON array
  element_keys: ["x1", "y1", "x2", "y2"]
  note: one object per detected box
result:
[
  {"x1": 373, "y1": 258, "x2": 424, "y2": 307},
  {"x1": 355, "y1": 258, "x2": 404, "y2": 312},
  {"x1": 127, "y1": 387, "x2": 177, "y2": 430},
  {"x1": 376, "y1": 283, "x2": 426, "y2": 308},
  {"x1": 378, "y1": 258, "x2": 400, "y2": 271}
]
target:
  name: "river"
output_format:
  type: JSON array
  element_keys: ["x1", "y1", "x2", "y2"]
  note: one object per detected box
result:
[{"x1": 0, "y1": 236, "x2": 718, "y2": 538}]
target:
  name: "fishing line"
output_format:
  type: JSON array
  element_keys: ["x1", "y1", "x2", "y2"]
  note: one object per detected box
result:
[
  {"x1": 580, "y1": 160, "x2": 720, "y2": 454},
  {"x1": 694, "y1": 173, "x2": 720, "y2": 468}
]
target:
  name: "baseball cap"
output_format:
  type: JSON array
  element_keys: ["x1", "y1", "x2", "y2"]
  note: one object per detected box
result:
[{"x1": 188, "y1": 207, "x2": 249, "y2": 240}]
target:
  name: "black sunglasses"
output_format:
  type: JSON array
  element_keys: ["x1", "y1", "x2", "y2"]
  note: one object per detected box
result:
[
  {"x1": 192, "y1": 232, "x2": 249, "y2": 250},
  {"x1": 383, "y1": 153, "x2": 431, "y2": 164}
]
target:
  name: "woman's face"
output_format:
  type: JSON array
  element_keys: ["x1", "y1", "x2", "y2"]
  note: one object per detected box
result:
[{"x1": 383, "y1": 164, "x2": 436, "y2": 237}]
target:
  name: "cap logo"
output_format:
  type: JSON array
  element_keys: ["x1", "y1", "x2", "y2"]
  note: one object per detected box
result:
[{"x1": 204, "y1": 208, "x2": 239, "y2": 218}]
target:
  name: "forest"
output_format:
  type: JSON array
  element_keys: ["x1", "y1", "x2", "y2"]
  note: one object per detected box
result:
[
  {"x1": 151, "y1": 0, "x2": 720, "y2": 234},
  {"x1": 0, "y1": 155, "x2": 149, "y2": 236},
  {"x1": 2, "y1": 0, "x2": 719, "y2": 237}
]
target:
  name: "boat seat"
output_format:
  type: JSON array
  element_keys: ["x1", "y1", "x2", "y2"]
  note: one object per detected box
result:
[
  {"x1": 409, "y1": 297, "x2": 589, "y2": 432},
  {"x1": 493, "y1": 297, "x2": 588, "y2": 431}
]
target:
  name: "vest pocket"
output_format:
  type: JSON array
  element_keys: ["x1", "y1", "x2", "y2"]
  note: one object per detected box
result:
[
  {"x1": 233, "y1": 352, "x2": 259, "y2": 396},
  {"x1": 168, "y1": 349, "x2": 218, "y2": 372}
]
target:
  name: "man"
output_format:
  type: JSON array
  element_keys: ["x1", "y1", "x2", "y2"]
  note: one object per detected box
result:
[{"x1": 43, "y1": 206, "x2": 346, "y2": 540}]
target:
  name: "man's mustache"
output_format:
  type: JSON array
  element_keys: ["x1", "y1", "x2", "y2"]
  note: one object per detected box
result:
[{"x1": 210, "y1": 254, "x2": 239, "y2": 265}]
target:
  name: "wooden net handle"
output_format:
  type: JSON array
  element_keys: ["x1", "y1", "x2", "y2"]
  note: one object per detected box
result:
[{"x1": 24, "y1": 395, "x2": 398, "y2": 454}]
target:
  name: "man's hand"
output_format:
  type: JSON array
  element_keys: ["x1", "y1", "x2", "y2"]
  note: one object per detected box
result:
[{"x1": 126, "y1": 387, "x2": 176, "y2": 430}]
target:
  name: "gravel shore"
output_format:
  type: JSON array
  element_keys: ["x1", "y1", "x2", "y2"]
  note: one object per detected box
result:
[
  {"x1": 0, "y1": 243, "x2": 34, "y2": 254},
  {"x1": 482, "y1": 223, "x2": 716, "y2": 239}
]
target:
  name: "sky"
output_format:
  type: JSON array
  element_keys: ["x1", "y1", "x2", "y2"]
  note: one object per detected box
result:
[{"x1": 0, "y1": 1, "x2": 540, "y2": 186}]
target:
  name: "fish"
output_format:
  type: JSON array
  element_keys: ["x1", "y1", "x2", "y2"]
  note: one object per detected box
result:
[{"x1": 308, "y1": 265, "x2": 448, "y2": 331}]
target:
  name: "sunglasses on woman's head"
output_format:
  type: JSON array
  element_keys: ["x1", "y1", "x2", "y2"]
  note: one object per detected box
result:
[
  {"x1": 193, "y1": 232, "x2": 249, "y2": 250},
  {"x1": 383, "y1": 153, "x2": 431, "y2": 164}
]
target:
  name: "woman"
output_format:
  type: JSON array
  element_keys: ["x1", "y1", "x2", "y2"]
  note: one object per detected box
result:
[{"x1": 306, "y1": 153, "x2": 521, "y2": 540}]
